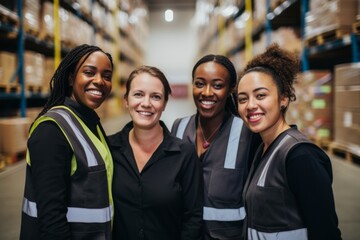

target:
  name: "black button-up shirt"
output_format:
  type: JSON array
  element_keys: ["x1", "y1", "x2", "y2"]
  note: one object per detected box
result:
[{"x1": 109, "y1": 121, "x2": 203, "y2": 240}]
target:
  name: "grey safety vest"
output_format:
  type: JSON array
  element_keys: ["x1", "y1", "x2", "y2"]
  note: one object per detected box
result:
[
  {"x1": 243, "y1": 128, "x2": 310, "y2": 240},
  {"x1": 172, "y1": 114, "x2": 255, "y2": 239},
  {"x1": 21, "y1": 107, "x2": 112, "y2": 240}
]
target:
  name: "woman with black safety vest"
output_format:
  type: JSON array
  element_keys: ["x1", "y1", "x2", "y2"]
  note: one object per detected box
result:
[
  {"x1": 109, "y1": 65, "x2": 203, "y2": 240},
  {"x1": 20, "y1": 44, "x2": 114, "y2": 240},
  {"x1": 237, "y1": 43, "x2": 342, "y2": 240},
  {"x1": 171, "y1": 55, "x2": 261, "y2": 239}
]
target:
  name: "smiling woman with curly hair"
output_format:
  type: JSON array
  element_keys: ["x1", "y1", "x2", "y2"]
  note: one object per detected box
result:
[{"x1": 237, "y1": 43, "x2": 342, "y2": 240}]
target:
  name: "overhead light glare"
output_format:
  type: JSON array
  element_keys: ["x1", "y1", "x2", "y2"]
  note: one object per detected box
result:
[{"x1": 165, "y1": 9, "x2": 174, "y2": 22}]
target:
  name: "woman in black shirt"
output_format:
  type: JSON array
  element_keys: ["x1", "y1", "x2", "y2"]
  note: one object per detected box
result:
[
  {"x1": 109, "y1": 65, "x2": 203, "y2": 240},
  {"x1": 237, "y1": 43, "x2": 342, "y2": 240}
]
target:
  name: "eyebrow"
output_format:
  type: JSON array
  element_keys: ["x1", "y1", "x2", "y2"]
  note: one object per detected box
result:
[
  {"x1": 82, "y1": 65, "x2": 96, "y2": 69},
  {"x1": 238, "y1": 87, "x2": 269, "y2": 95},
  {"x1": 82, "y1": 65, "x2": 112, "y2": 72}
]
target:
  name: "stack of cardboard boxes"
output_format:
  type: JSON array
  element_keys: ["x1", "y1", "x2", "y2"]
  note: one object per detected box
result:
[
  {"x1": 0, "y1": 117, "x2": 31, "y2": 167},
  {"x1": 0, "y1": 52, "x2": 17, "y2": 87},
  {"x1": 287, "y1": 70, "x2": 334, "y2": 146},
  {"x1": 333, "y1": 63, "x2": 360, "y2": 157},
  {"x1": 305, "y1": 0, "x2": 358, "y2": 39}
]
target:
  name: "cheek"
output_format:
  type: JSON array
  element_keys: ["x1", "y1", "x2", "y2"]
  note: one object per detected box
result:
[
  {"x1": 218, "y1": 89, "x2": 230, "y2": 102},
  {"x1": 106, "y1": 82, "x2": 112, "y2": 91},
  {"x1": 192, "y1": 87, "x2": 200, "y2": 96},
  {"x1": 237, "y1": 105, "x2": 246, "y2": 115}
]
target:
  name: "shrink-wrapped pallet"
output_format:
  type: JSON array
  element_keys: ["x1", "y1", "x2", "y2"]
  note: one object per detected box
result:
[{"x1": 334, "y1": 63, "x2": 360, "y2": 149}]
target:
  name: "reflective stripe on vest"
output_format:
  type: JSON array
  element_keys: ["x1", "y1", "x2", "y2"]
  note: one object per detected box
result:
[
  {"x1": 257, "y1": 135, "x2": 291, "y2": 187},
  {"x1": 204, "y1": 206, "x2": 246, "y2": 221},
  {"x1": 248, "y1": 227, "x2": 308, "y2": 240},
  {"x1": 176, "y1": 116, "x2": 191, "y2": 139},
  {"x1": 224, "y1": 117, "x2": 242, "y2": 169},
  {"x1": 176, "y1": 116, "x2": 243, "y2": 170},
  {"x1": 51, "y1": 109, "x2": 98, "y2": 167},
  {"x1": 177, "y1": 116, "x2": 245, "y2": 221},
  {"x1": 22, "y1": 197, "x2": 112, "y2": 223},
  {"x1": 23, "y1": 107, "x2": 112, "y2": 223}
]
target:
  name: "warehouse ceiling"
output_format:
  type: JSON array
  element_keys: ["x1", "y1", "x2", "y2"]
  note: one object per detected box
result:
[{"x1": 145, "y1": 0, "x2": 197, "y2": 10}]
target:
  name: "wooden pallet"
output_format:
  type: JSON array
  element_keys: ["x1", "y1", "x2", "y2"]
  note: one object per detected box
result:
[
  {"x1": 328, "y1": 141, "x2": 360, "y2": 164},
  {"x1": 0, "y1": 154, "x2": 6, "y2": 171},
  {"x1": 311, "y1": 138, "x2": 331, "y2": 151},
  {"x1": 353, "y1": 21, "x2": 360, "y2": 34},
  {"x1": 305, "y1": 27, "x2": 352, "y2": 47},
  {"x1": 24, "y1": 25, "x2": 40, "y2": 38},
  {"x1": 25, "y1": 84, "x2": 44, "y2": 94},
  {"x1": 0, "y1": 82, "x2": 20, "y2": 93},
  {"x1": 80, "y1": 9, "x2": 92, "y2": 20},
  {"x1": 2, "y1": 150, "x2": 26, "y2": 166},
  {"x1": 39, "y1": 31, "x2": 54, "y2": 42},
  {"x1": 61, "y1": 39, "x2": 76, "y2": 50}
]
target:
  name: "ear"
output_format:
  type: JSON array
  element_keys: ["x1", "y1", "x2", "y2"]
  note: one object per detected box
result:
[
  {"x1": 280, "y1": 95, "x2": 289, "y2": 109},
  {"x1": 124, "y1": 95, "x2": 129, "y2": 108}
]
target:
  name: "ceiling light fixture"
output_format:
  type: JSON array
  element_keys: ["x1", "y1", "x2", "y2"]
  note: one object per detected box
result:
[{"x1": 165, "y1": 9, "x2": 174, "y2": 22}]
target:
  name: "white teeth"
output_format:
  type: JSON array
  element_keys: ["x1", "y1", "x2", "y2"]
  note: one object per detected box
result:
[
  {"x1": 249, "y1": 114, "x2": 262, "y2": 119},
  {"x1": 139, "y1": 111, "x2": 152, "y2": 116},
  {"x1": 201, "y1": 100, "x2": 215, "y2": 105},
  {"x1": 87, "y1": 90, "x2": 103, "y2": 96}
]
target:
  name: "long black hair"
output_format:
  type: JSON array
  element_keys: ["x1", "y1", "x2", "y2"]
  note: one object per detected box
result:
[
  {"x1": 37, "y1": 44, "x2": 113, "y2": 119},
  {"x1": 192, "y1": 54, "x2": 238, "y2": 116}
]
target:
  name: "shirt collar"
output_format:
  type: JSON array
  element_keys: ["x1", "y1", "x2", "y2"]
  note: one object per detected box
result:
[{"x1": 110, "y1": 120, "x2": 182, "y2": 153}]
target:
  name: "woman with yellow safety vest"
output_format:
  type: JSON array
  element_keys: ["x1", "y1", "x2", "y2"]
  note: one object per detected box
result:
[{"x1": 20, "y1": 44, "x2": 114, "y2": 240}]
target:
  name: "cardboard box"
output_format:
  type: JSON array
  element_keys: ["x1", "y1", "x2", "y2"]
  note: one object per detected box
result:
[
  {"x1": 0, "y1": 51, "x2": 17, "y2": 84},
  {"x1": 0, "y1": 117, "x2": 31, "y2": 154},
  {"x1": 305, "y1": 0, "x2": 357, "y2": 38},
  {"x1": 287, "y1": 70, "x2": 334, "y2": 141},
  {"x1": 24, "y1": 51, "x2": 45, "y2": 87},
  {"x1": 334, "y1": 108, "x2": 360, "y2": 146},
  {"x1": 335, "y1": 62, "x2": 360, "y2": 86}
]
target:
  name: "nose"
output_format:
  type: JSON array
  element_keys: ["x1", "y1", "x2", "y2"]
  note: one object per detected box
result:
[
  {"x1": 247, "y1": 97, "x2": 257, "y2": 110},
  {"x1": 202, "y1": 84, "x2": 213, "y2": 97},
  {"x1": 93, "y1": 73, "x2": 104, "y2": 86},
  {"x1": 141, "y1": 96, "x2": 151, "y2": 107}
]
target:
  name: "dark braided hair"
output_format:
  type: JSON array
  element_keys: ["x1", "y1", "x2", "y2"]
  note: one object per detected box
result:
[
  {"x1": 238, "y1": 43, "x2": 300, "y2": 113},
  {"x1": 192, "y1": 54, "x2": 238, "y2": 115},
  {"x1": 37, "y1": 44, "x2": 113, "y2": 119}
]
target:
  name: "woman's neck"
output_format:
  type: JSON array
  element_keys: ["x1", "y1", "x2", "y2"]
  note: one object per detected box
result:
[
  {"x1": 199, "y1": 111, "x2": 227, "y2": 132},
  {"x1": 129, "y1": 123, "x2": 164, "y2": 173},
  {"x1": 196, "y1": 111, "x2": 228, "y2": 156},
  {"x1": 130, "y1": 124, "x2": 163, "y2": 152},
  {"x1": 261, "y1": 120, "x2": 290, "y2": 153}
]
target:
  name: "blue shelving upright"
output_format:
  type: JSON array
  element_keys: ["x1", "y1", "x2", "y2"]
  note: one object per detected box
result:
[{"x1": 17, "y1": 0, "x2": 26, "y2": 117}]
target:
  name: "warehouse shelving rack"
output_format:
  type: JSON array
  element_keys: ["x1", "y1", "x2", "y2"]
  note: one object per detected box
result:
[
  {"x1": 300, "y1": 0, "x2": 360, "y2": 71},
  {"x1": 198, "y1": 0, "x2": 359, "y2": 72},
  {"x1": 0, "y1": 0, "x2": 147, "y2": 118}
]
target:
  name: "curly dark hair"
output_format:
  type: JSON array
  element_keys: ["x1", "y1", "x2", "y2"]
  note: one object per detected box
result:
[
  {"x1": 238, "y1": 43, "x2": 300, "y2": 104},
  {"x1": 192, "y1": 54, "x2": 238, "y2": 116}
]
